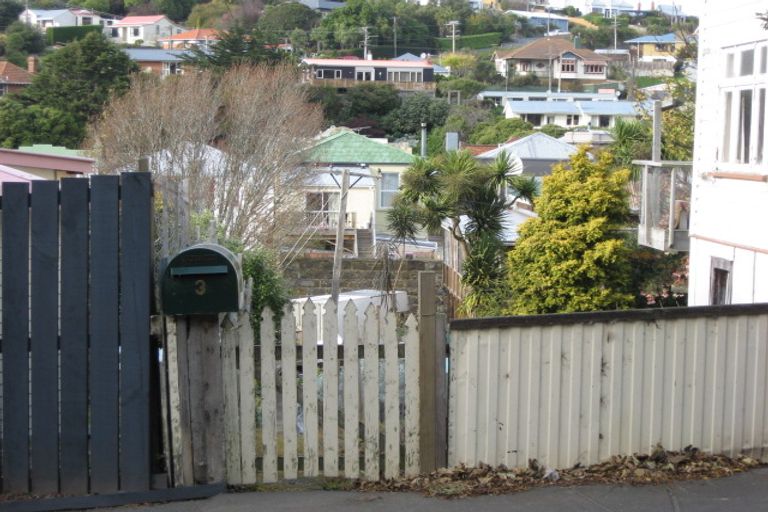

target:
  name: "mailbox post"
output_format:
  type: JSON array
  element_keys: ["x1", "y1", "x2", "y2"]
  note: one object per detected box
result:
[{"x1": 161, "y1": 244, "x2": 244, "y2": 486}]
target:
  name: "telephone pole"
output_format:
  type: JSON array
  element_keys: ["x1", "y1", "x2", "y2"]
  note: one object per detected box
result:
[
  {"x1": 361, "y1": 26, "x2": 371, "y2": 59},
  {"x1": 393, "y1": 16, "x2": 398, "y2": 57},
  {"x1": 446, "y1": 20, "x2": 459, "y2": 53}
]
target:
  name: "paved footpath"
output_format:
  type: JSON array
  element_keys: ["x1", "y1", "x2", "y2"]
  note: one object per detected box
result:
[{"x1": 96, "y1": 468, "x2": 768, "y2": 512}]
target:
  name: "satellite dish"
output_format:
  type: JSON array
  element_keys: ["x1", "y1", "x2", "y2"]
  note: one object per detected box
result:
[{"x1": 420, "y1": 52, "x2": 427, "y2": 59}]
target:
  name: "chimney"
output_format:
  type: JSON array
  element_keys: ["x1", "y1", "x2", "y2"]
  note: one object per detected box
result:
[{"x1": 27, "y1": 55, "x2": 38, "y2": 74}]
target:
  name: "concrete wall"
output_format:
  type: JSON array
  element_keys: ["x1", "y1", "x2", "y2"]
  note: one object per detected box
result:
[{"x1": 283, "y1": 257, "x2": 445, "y2": 313}]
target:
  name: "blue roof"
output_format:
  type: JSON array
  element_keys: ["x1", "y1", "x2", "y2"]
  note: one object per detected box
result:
[
  {"x1": 625, "y1": 33, "x2": 680, "y2": 44},
  {"x1": 123, "y1": 48, "x2": 192, "y2": 62},
  {"x1": 394, "y1": 53, "x2": 422, "y2": 61},
  {"x1": 29, "y1": 9, "x2": 70, "y2": 18},
  {"x1": 477, "y1": 132, "x2": 578, "y2": 161},
  {"x1": 506, "y1": 99, "x2": 643, "y2": 116}
]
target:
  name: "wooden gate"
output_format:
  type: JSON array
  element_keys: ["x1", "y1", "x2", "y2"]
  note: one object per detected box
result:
[{"x1": 0, "y1": 174, "x2": 154, "y2": 496}]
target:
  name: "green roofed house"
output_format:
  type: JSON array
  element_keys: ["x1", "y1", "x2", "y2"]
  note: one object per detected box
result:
[{"x1": 298, "y1": 128, "x2": 423, "y2": 258}]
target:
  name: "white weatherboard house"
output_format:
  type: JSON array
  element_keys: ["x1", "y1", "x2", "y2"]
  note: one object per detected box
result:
[
  {"x1": 112, "y1": 15, "x2": 185, "y2": 46},
  {"x1": 687, "y1": 0, "x2": 768, "y2": 305}
]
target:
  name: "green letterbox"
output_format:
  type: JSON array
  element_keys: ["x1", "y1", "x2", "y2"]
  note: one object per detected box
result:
[{"x1": 161, "y1": 243, "x2": 243, "y2": 315}]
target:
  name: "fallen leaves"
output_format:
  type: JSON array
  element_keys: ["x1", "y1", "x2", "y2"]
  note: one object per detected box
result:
[{"x1": 358, "y1": 445, "x2": 763, "y2": 498}]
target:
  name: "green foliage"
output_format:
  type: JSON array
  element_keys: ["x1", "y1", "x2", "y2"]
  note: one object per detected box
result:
[
  {"x1": 540, "y1": 124, "x2": 567, "y2": 139},
  {"x1": 0, "y1": 99, "x2": 82, "y2": 148},
  {"x1": 464, "y1": 10, "x2": 518, "y2": 40},
  {"x1": 5, "y1": 21, "x2": 46, "y2": 56},
  {"x1": 186, "y1": 0, "x2": 230, "y2": 28},
  {"x1": 257, "y1": 2, "x2": 320, "y2": 36},
  {"x1": 610, "y1": 117, "x2": 651, "y2": 168},
  {"x1": 25, "y1": 32, "x2": 137, "y2": 125},
  {"x1": 628, "y1": 246, "x2": 687, "y2": 308},
  {"x1": 382, "y1": 93, "x2": 449, "y2": 136},
  {"x1": 468, "y1": 117, "x2": 533, "y2": 144},
  {"x1": 436, "y1": 32, "x2": 502, "y2": 51},
  {"x1": 340, "y1": 82, "x2": 401, "y2": 119},
  {"x1": 390, "y1": 150, "x2": 537, "y2": 317},
  {"x1": 182, "y1": 24, "x2": 286, "y2": 71},
  {"x1": 46, "y1": 25, "x2": 102, "y2": 45},
  {"x1": 505, "y1": 149, "x2": 634, "y2": 315},
  {"x1": 661, "y1": 78, "x2": 695, "y2": 161},
  {"x1": 436, "y1": 77, "x2": 485, "y2": 99},
  {"x1": 152, "y1": 0, "x2": 199, "y2": 22},
  {"x1": 561, "y1": 6, "x2": 581, "y2": 17},
  {"x1": 570, "y1": 23, "x2": 639, "y2": 49},
  {"x1": 0, "y1": 1, "x2": 24, "y2": 31},
  {"x1": 76, "y1": 0, "x2": 111, "y2": 12}
]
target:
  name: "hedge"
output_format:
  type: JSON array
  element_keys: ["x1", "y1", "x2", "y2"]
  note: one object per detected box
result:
[
  {"x1": 46, "y1": 25, "x2": 103, "y2": 45},
  {"x1": 436, "y1": 32, "x2": 502, "y2": 51}
]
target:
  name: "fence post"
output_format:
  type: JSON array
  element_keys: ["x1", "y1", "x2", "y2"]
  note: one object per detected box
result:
[{"x1": 418, "y1": 271, "x2": 437, "y2": 473}]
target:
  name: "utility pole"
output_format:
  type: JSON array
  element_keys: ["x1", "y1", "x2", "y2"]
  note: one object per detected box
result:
[
  {"x1": 446, "y1": 20, "x2": 459, "y2": 53},
  {"x1": 393, "y1": 16, "x2": 398, "y2": 57},
  {"x1": 331, "y1": 168, "x2": 350, "y2": 302},
  {"x1": 611, "y1": 0, "x2": 617, "y2": 50},
  {"x1": 361, "y1": 26, "x2": 371, "y2": 59}
]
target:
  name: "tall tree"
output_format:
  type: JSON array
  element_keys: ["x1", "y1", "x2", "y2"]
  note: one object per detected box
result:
[
  {"x1": 182, "y1": 24, "x2": 285, "y2": 72},
  {"x1": 505, "y1": 149, "x2": 634, "y2": 314},
  {"x1": 0, "y1": 1, "x2": 24, "y2": 32},
  {"x1": 24, "y1": 31, "x2": 136, "y2": 123},
  {"x1": 88, "y1": 64, "x2": 324, "y2": 250},
  {"x1": 257, "y1": 2, "x2": 319, "y2": 36},
  {"x1": 382, "y1": 93, "x2": 449, "y2": 136}
]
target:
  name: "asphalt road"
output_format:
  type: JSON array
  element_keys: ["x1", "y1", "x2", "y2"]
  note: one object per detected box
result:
[{"x1": 91, "y1": 467, "x2": 768, "y2": 512}]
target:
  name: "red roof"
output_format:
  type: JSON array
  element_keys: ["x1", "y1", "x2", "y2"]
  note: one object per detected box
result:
[
  {"x1": 0, "y1": 60, "x2": 34, "y2": 85},
  {"x1": 158, "y1": 28, "x2": 219, "y2": 41},
  {"x1": 114, "y1": 15, "x2": 166, "y2": 26},
  {"x1": 303, "y1": 57, "x2": 432, "y2": 68}
]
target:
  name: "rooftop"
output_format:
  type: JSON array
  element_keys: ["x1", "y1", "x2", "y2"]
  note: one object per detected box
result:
[
  {"x1": 158, "y1": 28, "x2": 219, "y2": 41},
  {"x1": 27, "y1": 8, "x2": 71, "y2": 19},
  {"x1": 476, "y1": 132, "x2": 578, "y2": 162},
  {"x1": 114, "y1": 15, "x2": 167, "y2": 26},
  {"x1": 302, "y1": 57, "x2": 433, "y2": 69},
  {"x1": 0, "y1": 60, "x2": 34, "y2": 85},
  {"x1": 502, "y1": 37, "x2": 607, "y2": 63},
  {"x1": 505, "y1": 99, "x2": 644, "y2": 116},
  {"x1": 123, "y1": 48, "x2": 192, "y2": 62},
  {"x1": 308, "y1": 130, "x2": 414, "y2": 165},
  {"x1": 17, "y1": 144, "x2": 87, "y2": 158},
  {"x1": 625, "y1": 32, "x2": 681, "y2": 44}
]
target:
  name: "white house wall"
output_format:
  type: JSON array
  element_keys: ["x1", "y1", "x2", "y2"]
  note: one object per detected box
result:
[{"x1": 688, "y1": 0, "x2": 768, "y2": 306}]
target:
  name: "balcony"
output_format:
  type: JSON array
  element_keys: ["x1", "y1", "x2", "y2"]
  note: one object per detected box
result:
[
  {"x1": 303, "y1": 77, "x2": 436, "y2": 92},
  {"x1": 636, "y1": 160, "x2": 692, "y2": 252}
]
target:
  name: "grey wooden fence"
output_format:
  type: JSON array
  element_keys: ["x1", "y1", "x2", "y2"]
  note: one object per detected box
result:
[{"x1": 0, "y1": 173, "x2": 153, "y2": 495}]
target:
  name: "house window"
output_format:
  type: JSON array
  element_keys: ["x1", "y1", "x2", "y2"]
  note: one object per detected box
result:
[
  {"x1": 524, "y1": 114, "x2": 542, "y2": 126},
  {"x1": 316, "y1": 69, "x2": 342, "y2": 79},
  {"x1": 386, "y1": 71, "x2": 423, "y2": 83},
  {"x1": 162, "y1": 62, "x2": 182, "y2": 76},
  {"x1": 719, "y1": 41, "x2": 768, "y2": 167},
  {"x1": 566, "y1": 115, "x2": 580, "y2": 126},
  {"x1": 585, "y1": 64, "x2": 604, "y2": 74},
  {"x1": 561, "y1": 59, "x2": 576, "y2": 73},
  {"x1": 82, "y1": 16, "x2": 92, "y2": 25},
  {"x1": 599, "y1": 115, "x2": 610, "y2": 128},
  {"x1": 380, "y1": 172, "x2": 399, "y2": 208},
  {"x1": 546, "y1": 115, "x2": 555, "y2": 124},
  {"x1": 760, "y1": 47, "x2": 767, "y2": 74},
  {"x1": 356, "y1": 71, "x2": 372, "y2": 81},
  {"x1": 710, "y1": 257, "x2": 733, "y2": 305},
  {"x1": 518, "y1": 62, "x2": 530, "y2": 72},
  {"x1": 0, "y1": 83, "x2": 7, "y2": 96},
  {"x1": 132, "y1": 27, "x2": 140, "y2": 37},
  {"x1": 306, "y1": 191, "x2": 340, "y2": 225},
  {"x1": 111, "y1": 28, "x2": 118, "y2": 37}
]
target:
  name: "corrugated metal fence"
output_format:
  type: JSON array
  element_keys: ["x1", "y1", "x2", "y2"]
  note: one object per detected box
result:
[{"x1": 449, "y1": 304, "x2": 768, "y2": 469}]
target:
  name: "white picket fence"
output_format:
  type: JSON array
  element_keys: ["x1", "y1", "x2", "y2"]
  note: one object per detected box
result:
[{"x1": 220, "y1": 300, "x2": 421, "y2": 484}]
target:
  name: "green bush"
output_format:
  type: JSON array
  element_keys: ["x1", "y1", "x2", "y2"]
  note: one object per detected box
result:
[
  {"x1": 46, "y1": 25, "x2": 103, "y2": 46},
  {"x1": 436, "y1": 32, "x2": 502, "y2": 51}
]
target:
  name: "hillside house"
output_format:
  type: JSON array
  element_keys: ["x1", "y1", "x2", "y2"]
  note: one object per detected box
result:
[
  {"x1": 503, "y1": 97, "x2": 642, "y2": 129},
  {"x1": 158, "y1": 28, "x2": 219, "y2": 50},
  {"x1": 0, "y1": 59, "x2": 34, "y2": 96},
  {"x1": 505, "y1": 10, "x2": 570, "y2": 34},
  {"x1": 493, "y1": 37, "x2": 608, "y2": 82},
  {"x1": 0, "y1": 146, "x2": 95, "y2": 180},
  {"x1": 684, "y1": 0, "x2": 768, "y2": 305},
  {"x1": 19, "y1": 8, "x2": 119, "y2": 34},
  {"x1": 301, "y1": 57, "x2": 436, "y2": 93},
  {"x1": 123, "y1": 48, "x2": 190, "y2": 76},
  {"x1": 300, "y1": 129, "x2": 418, "y2": 256},
  {"x1": 625, "y1": 33, "x2": 687, "y2": 63},
  {"x1": 475, "y1": 132, "x2": 579, "y2": 176},
  {"x1": 112, "y1": 15, "x2": 184, "y2": 46},
  {"x1": 477, "y1": 89, "x2": 617, "y2": 106}
]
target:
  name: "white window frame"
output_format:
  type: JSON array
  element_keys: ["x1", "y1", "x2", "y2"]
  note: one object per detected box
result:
[
  {"x1": 379, "y1": 171, "x2": 400, "y2": 209},
  {"x1": 719, "y1": 40, "x2": 768, "y2": 169},
  {"x1": 566, "y1": 114, "x2": 580, "y2": 126},
  {"x1": 315, "y1": 68, "x2": 342, "y2": 79},
  {"x1": 162, "y1": 62, "x2": 183, "y2": 77}
]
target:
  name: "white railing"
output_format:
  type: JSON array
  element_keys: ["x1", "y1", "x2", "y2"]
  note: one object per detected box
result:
[{"x1": 637, "y1": 160, "x2": 692, "y2": 252}]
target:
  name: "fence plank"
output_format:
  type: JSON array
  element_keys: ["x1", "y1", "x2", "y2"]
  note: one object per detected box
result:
[
  {"x1": 222, "y1": 315, "x2": 242, "y2": 484},
  {"x1": 238, "y1": 315, "x2": 257, "y2": 484},
  {"x1": 88, "y1": 175, "x2": 120, "y2": 494},
  {"x1": 362, "y1": 304, "x2": 380, "y2": 481},
  {"x1": 119, "y1": 172, "x2": 152, "y2": 492},
  {"x1": 383, "y1": 309, "x2": 399, "y2": 479},
  {"x1": 1, "y1": 182, "x2": 31, "y2": 493},
  {"x1": 342, "y1": 301, "x2": 360, "y2": 479},
  {"x1": 322, "y1": 300, "x2": 339, "y2": 477},
  {"x1": 260, "y1": 310, "x2": 278, "y2": 483},
  {"x1": 281, "y1": 306, "x2": 299, "y2": 480},
  {"x1": 404, "y1": 314, "x2": 420, "y2": 476},
  {"x1": 171, "y1": 318, "x2": 194, "y2": 486},
  {"x1": 301, "y1": 301, "x2": 319, "y2": 477},
  {"x1": 29, "y1": 181, "x2": 59, "y2": 493},
  {"x1": 59, "y1": 178, "x2": 89, "y2": 495}
]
